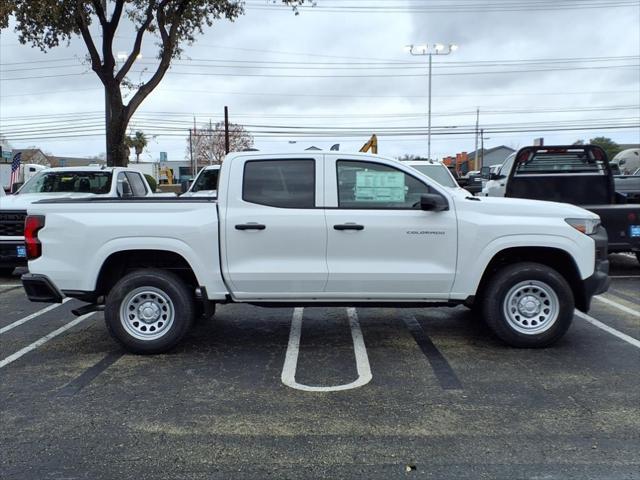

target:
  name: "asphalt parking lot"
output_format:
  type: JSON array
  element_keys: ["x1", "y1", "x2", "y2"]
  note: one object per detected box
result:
[{"x1": 1, "y1": 255, "x2": 639, "y2": 479}]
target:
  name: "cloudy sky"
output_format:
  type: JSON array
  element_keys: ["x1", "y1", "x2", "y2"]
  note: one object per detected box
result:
[{"x1": 1, "y1": 0, "x2": 639, "y2": 163}]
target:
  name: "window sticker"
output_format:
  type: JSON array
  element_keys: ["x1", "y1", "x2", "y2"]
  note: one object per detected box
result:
[{"x1": 354, "y1": 170, "x2": 406, "y2": 202}]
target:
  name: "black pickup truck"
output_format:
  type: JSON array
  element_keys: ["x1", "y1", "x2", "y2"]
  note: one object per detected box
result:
[
  {"x1": 504, "y1": 145, "x2": 640, "y2": 263},
  {"x1": 614, "y1": 175, "x2": 640, "y2": 204}
]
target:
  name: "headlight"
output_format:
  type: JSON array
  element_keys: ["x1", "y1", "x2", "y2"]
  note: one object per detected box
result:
[{"x1": 565, "y1": 218, "x2": 601, "y2": 235}]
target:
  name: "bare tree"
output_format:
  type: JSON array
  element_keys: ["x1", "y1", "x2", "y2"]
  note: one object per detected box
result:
[
  {"x1": 3, "y1": 1, "x2": 306, "y2": 166},
  {"x1": 190, "y1": 121, "x2": 254, "y2": 166}
]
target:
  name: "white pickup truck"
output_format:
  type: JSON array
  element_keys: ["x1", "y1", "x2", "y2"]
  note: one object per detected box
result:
[
  {"x1": 21, "y1": 152, "x2": 609, "y2": 353},
  {"x1": 0, "y1": 166, "x2": 154, "y2": 275},
  {"x1": 180, "y1": 164, "x2": 220, "y2": 197}
]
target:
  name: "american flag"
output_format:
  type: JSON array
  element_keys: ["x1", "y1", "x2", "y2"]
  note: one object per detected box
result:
[{"x1": 9, "y1": 152, "x2": 21, "y2": 193}]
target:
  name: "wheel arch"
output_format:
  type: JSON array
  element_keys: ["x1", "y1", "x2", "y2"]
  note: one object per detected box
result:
[
  {"x1": 473, "y1": 246, "x2": 587, "y2": 311},
  {"x1": 96, "y1": 249, "x2": 199, "y2": 298}
]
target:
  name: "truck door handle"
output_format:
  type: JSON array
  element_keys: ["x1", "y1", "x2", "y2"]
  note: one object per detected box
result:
[
  {"x1": 334, "y1": 224, "x2": 364, "y2": 231},
  {"x1": 235, "y1": 223, "x2": 266, "y2": 231}
]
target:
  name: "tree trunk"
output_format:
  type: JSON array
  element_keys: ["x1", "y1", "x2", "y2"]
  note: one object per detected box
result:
[{"x1": 105, "y1": 85, "x2": 129, "y2": 167}]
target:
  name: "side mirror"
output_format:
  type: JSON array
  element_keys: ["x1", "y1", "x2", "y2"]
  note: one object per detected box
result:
[
  {"x1": 420, "y1": 194, "x2": 448, "y2": 212},
  {"x1": 180, "y1": 180, "x2": 192, "y2": 194},
  {"x1": 480, "y1": 167, "x2": 491, "y2": 180}
]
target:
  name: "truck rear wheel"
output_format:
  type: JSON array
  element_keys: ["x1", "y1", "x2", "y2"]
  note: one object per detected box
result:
[
  {"x1": 104, "y1": 268, "x2": 195, "y2": 354},
  {"x1": 482, "y1": 262, "x2": 574, "y2": 348}
]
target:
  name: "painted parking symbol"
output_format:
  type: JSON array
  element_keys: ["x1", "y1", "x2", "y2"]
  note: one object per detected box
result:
[{"x1": 281, "y1": 307, "x2": 372, "y2": 392}]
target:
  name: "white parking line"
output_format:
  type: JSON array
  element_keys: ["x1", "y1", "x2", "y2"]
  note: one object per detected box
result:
[
  {"x1": 0, "y1": 298, "x2": 72, "y2": 335},
  {"x1": 0, "y1": 312, "x2": 95, "y2": 369},
  {"x1": 0, "y1": 284, "x2": 21, "y2": 288},
  {"x1": 594, "y1": 295, "x2": 640, "y2": 318},
  {"x1": 281, "y1": 307, "x2": 372, "y2": 392},
  {"x1": 575, "y1": 310, "x2": 640, "y2": 349}
]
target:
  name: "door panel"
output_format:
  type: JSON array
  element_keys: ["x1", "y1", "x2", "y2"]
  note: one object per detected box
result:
[
  {"x1": 324, "y1": 157, "x2": 457, "y2": 298},
  {"x1": 223, "y1": 157, "x2": 327, "y2": 298}
]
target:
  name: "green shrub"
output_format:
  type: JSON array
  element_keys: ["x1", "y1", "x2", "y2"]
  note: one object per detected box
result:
[{"x1": 144, "y1": 174, "x2": 157, "y2": 192}]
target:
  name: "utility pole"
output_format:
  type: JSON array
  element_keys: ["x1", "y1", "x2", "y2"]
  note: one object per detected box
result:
[
  {"x1": 407, "y1": 43, "x2": 459, "y2": 161},
  {"x1": 209, "y1": 119, "x2": 213, "y2": 165},
  {"x1": 224, "y1": 106, "x2": 230, "y2": 156},
  {"x1": 474, "y1": 108, "x2": 480, "y2": 171},
  {"x1": 427, "y1": 53, "x2": 432, "y2": 161},
  {"x1": 480, "y1": 128, "x2": 485, "y2": 170},
  {"x1": 189, "y1": 129, "x2": 194, "y2": 176},
  {"x1": 192, "y1": 116, "x2": 197, "y2": 174}
]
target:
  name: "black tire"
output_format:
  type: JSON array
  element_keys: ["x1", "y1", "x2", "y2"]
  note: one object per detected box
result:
[
  {"x1": 0, "y1": 267, "x2": 15, "y2": 277},
  {"x1": 482, "y1": 262, "x2": 574, "y2": 348},
  {"x1": 104, "y1": 268, "x2": 195, "y2": 354}
]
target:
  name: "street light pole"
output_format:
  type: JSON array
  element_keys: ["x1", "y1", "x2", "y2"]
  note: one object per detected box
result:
[
  {"x1": 407, "y1": 43, "x2": 458, "y2": 161},
  {"x1": 427, "y1": 52, "x2": 432, "y2": 162}
]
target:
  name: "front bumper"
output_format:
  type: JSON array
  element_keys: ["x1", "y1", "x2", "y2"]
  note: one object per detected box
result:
[
  {"x1": 21, "y1": 273, "x2": 64, "y2": 303},
  {"x1": 0, "y1": 240, "x2": 28, "y2": 268},
  {"x1": 577, "y1": 226, "x2": 610, "y2": 312}
]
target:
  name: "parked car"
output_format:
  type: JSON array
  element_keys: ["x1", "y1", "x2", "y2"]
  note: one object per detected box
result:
[
  {"x1": 481, "y1": 154, "x2": 516, "y2": 197},
  {"x1": 0, "y1": 162, "x2": 47, "y2": 192},
  {"x1": 181, "y1": 165, "x2": 220, "y2": 197},
  {"x1": 403, "y1": 160, "x2": 469, "y2": 193},
  {"x1": 463, "y1": 170, "x2": 484, "y2": 195},
  {"x1": 0, "y1": 166, "x2": 155, "y2": 276},
  {"x1": 22, "y1": 152, "x2": 608, "y2": 353},
  {"x1": 613, "y1": 175, "x2": 640, "y2": 204}
]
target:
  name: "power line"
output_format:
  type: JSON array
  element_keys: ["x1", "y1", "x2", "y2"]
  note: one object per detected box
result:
[
  {"x1": 245, "y1": 0, "x2": 640, "y2": 13},
  {"x1": 2, "y1": 86, "x2": 638, "y2": 100},
  {"x1": 3, "y1": 62, "x2": 639, "y2": 81}
]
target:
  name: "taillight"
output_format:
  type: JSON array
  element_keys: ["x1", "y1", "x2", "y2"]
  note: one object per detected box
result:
[{"x1": 24, "y1": 215, "x2": 45, "y2": 260}]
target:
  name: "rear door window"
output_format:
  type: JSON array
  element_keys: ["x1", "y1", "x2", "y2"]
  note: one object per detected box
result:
[{"x1": 243, "y1": 159, "x2": 315, "y2": 208}]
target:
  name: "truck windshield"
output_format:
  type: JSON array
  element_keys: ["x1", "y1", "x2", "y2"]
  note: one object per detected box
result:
[
  {"x1": 19, "y1": 172, "x2": 112, "y2": 194},
  {"x1": 514, "y1": 152, "x2": 606, "y2": 175},
  {"x1": 191, "y1": 169, "x2": 219, "y2": 192},
  {"x1": 410, "y1": 164, "x2": 457, "y2": 188}
]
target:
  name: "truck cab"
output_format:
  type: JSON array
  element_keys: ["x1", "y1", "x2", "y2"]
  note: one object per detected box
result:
[{"x1": 181, "y1": 165, "x2": 220, "y2": 197}]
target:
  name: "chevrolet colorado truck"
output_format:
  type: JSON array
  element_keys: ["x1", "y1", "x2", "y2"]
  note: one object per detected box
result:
[
  {"x1": 21, "y1": 152, "x2": 609, "y2": 353},
  {"x1": 0, "y1": 166, "x2": 154, "y2": 275}
]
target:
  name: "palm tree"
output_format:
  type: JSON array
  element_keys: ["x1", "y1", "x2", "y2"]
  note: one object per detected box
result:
[{"x1": 125, "y1": 131, "x2": 148, "y2": 163}]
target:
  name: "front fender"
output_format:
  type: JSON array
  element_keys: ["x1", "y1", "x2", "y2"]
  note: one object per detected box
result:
[{"x1": 450, "y1": 233, "x2": 594, "y2": 300}]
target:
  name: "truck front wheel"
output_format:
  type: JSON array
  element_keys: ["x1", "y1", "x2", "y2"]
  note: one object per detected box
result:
[
  {"x1": 104, "y1": 269, "x2": 195, "y2": 354},
  {"x1": 482, "y1": 262, "x2": 574, "y2": 348}
]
